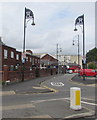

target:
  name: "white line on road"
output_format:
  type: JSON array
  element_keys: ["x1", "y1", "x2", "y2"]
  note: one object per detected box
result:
[
  {"x1": 65, "y1": 97, "x2": 97, "y2": 106},
  {"x1": 81, "y1": 101, "x2": 97, "y2": 106},
  {"x1": 31, "y1": 97, "x2": 68, "y2": 103},
  {"x1": 81, "y1": 97, "x2": 96, "y2": 101},
  {"x1": 0, "y1": 91, "x2": 15, "y2": 96},
  {"x1": 31, "y1": 97, "x2": 97, "y2": 106}
]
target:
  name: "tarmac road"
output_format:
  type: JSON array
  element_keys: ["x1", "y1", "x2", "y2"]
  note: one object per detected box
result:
[{"x1": 1, "y1": 74, "x2": 96, "y2": 119}]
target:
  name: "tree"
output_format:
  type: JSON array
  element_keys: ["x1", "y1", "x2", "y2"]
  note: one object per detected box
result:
[
  {"x1": 88, "y1": 62, "x2": 96, "y2": 69},
  {"x1": 86, "y1": 47, "x2": 97, "y2": 63}
]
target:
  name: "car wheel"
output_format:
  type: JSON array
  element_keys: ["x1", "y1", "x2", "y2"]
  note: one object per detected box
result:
[
  {"x1": 95, "y1": 75, "x2": 97, "y2": 77},
  {"x1": 83, "y1": 74, "x2": 86, "y2": 77}
]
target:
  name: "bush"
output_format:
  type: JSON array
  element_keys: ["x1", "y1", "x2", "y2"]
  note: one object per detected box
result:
[{"x1": 88, "y1": 62, "x2": 96, "y2": 69}]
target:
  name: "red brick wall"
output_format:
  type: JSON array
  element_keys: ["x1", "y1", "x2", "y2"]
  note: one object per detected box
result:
[{"x1": 2, "y1": 67, "x2": 58, "y2": 84}]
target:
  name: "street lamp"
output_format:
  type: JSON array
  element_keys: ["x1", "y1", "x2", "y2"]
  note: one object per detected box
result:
[
  {"x1": 74, "y1": 14, "x2": 85, "y2": 80},
  {"x1": 22, "y1": 8, "x2": 35, "y2": 82},
  {"x1": 56, "y1": 44, "x2": 62, "y2": 74},
  {"x1": 72, "y1": 35, "x2": 80, "y2": 75},
  {"x1": 56, "y1": 44, "x2": 59, "y2": 74},
  {"x1": 74, "y1": 26, "x2": 77, "y2": 32}
]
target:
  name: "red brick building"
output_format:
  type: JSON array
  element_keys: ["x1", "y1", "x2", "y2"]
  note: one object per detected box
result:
[
  {"x1": 1, "y1": 44, "x2": 40, "y2": 71},
  {"x1": 40, "y1": 54, "x2": 58, "y2": 68},
  {"x1": 0, "y1": 41, "x2": 59, "y2": 83}
]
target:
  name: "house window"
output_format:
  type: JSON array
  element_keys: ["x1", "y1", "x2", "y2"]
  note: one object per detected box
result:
[
  {"x1": 11, "y1": 51, "x2": 14, "y2": 58},
  {"x1": 30, "y1": 58, "x2": 32, "y2": 62},
  {"x1": 16, "y1": 54, "x2": 19, "y2": 60},
  {"x1": 15, "y1": 64, "x2": 20, "y2": 70},
  {"x1": 30, "y1": 67, "x2": 32, "y2": 71},
  {"x1": 32, "y1": 58, "x2": 34, "y2": 65},
  {"x1": 10, "y1": 65, "x2": 14, "y2": 71},
  {"x1": 38, "y1": 59, "x2": 40, "y2": 63},
  {"x1": 26, "y1": 56, "x2": 28, "y2": 61},
  {"x1": 3, "y1": 65, "x2": 7, "y2": 67},
  {"x1": 35, "y1": 59, "x2": 37, "y2": 63},
  {"x1": 4, "y1": 49, "x2": 8, "y2": 59}
]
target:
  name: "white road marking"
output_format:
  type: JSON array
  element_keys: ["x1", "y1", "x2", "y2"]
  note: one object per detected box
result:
[
  {"x1": 81, "y1": 97, "x2": 96, "y2": 101},
  {"x1": 51, "y1": 82, "x2": 64, "y2": 86},
  {"x1": 81, "y1": 101, "x2": 97, "y2": 106},
  {"x1": 65, "y1": 97, "x2": 97, "y2": 106},
  {"x1": 0, "y1": 91, "x2": 15, "y2": 96},
  {"x1": 31, "y1": 97, "x2": 97, "y2": 106},
  {"x1": 25, "y1": 115, "x2": 52, "y2": 118},
  {"x1": 64, "y1": 110, "x2": 95, "y2": 119},
  {"x1": 31, "y1": 97, "x2": 68, "y2": 103}
]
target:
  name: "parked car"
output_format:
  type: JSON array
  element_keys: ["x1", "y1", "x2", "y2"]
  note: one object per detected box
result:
[
  {"x1": 79, "y1": 69, "x2": 97, "y2": 77},
  {"x1": 66, "y1": 69, "x2": 73, "y2": 74},
  {"x1": 67, "y1": 66, "x2": 81, "y2": 73}
]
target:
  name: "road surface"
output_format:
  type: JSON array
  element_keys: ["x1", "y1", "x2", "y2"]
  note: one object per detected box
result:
[{"x1": 1, "y1": 74, "x2": 96, "y2": 119}]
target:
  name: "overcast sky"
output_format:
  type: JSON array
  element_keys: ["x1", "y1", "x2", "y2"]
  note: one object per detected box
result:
[{"x1": 0, "y1": 1, "x2": 95, "y2": 55}]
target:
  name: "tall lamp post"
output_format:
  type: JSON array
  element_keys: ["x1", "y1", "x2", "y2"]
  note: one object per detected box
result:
[
  {"x1": 22, "y1": 7, "x2": 35, "y2": 82},
  {"x1": 74, "y1": 14, "x2": 85, "y2": 80},
  {"x1": 72, "y1": 35, "x2": 80, "y2": 74},
  {"x1": 56, "y1": 44, "x2": 62, "y2": 74},
  {"x1": 56, "y1": 43, "x2": 59, "y2": 74}
]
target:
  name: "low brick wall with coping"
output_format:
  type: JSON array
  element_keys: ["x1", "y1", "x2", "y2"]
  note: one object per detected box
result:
[{"x1": 1, "y1": 67, "x2": 59, "y2": 84}]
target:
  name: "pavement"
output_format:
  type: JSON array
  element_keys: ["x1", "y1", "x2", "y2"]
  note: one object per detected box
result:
[
  {"x1": 1, "y1": 74, "x2": 97, "y2": 119},
  {"x1": 71, "y1": 74, "x2": 97, "y2": 86},
  {"x1": 2, "y1": 74, "x2": 97, "y2": 95},
  {"x1": 2, "y1": 75, "x2": 56, "y2": 95}
]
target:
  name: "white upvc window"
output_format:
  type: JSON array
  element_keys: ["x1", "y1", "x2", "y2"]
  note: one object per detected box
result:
[
  {"x1": 4, "y1": 49, "x2": 8, "y2": 59},
  {"x1": 11, "y1": 51, "x2": 14, "y2": 58},
  {"x1": 16, "y1": 54, "x2": 19, "y2": 60}
]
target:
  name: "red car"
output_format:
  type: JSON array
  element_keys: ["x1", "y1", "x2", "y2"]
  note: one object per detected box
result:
[
  {"x1": 79, "y1": 69, "x2": 97, "y2": 77},
  {"x1": 68, "y1": 66, "x2": 80, "y2": 73}
]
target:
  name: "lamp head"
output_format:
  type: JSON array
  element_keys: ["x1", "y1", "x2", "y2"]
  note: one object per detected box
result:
[
  {"x1": 31, "y1": 22, "x2": 35, "y2": 26},
  {"x1": 74, "y1": 25, "x2": 77, "y2": 31},
  {"x1": 31, "y1": 18, "x2": 35, "y2": 26},
  {"x1": 31, "y1": 21, "x2": 35, "y2": 26},
  {"x1": 72, "y1": 40, "x2": 75, "y2": 45}
]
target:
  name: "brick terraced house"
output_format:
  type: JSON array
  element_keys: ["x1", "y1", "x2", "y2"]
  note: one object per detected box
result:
[
  {"x1": 1, "y1": 45, "x2": 40, "y2": 71},
  {"x1": 0, "y1": 39, "x2": 62, "y2": 83}
]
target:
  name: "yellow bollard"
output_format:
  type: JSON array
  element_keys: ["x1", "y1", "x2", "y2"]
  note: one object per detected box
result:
[{"x1": 70, "y1": 87, "x2": 81, "y2": 110}]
